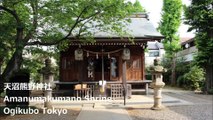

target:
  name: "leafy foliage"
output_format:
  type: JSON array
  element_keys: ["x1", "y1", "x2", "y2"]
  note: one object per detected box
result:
[
  {"x1": 183, "y1": 65, "x2": 205, "y2": 90},
  {"x1": 0, "y1": 0, "x2": 137, "y2": 82},
  {"x1": 158, "y1": 0, "x2": 182, "y2": 57},
  {"x1": 158, "y1": 0, "x2": 182, "y2": 86},
  {"x1": 162, "y1": 57, "x2": 189, "y2": 84},
  {"x1": 184, "y1": 0, "x2": 213, "y2": 65},
  {"x1": 184, "y1": 0, "x2": 213, "y2": 91},
  {"x1": 132, "y1": 0, "x2": 146, "y2": 13},
  {"x1": 22, "y1": 48, "x2": 59, "y2": 82},
  {"x1": 207, "y1": 88, "x2": 213, "y2": 94}
]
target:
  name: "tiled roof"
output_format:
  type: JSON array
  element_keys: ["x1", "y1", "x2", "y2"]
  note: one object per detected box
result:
[
  {"x1": 71, "y1": 13, "x2": 164, "y2": 41},
  {"x1": 180, "y1": 37, "x2": 194, "y2": 45},
  {"x1": 147, "y1": 42, "x2": 164, "y2": 50}
]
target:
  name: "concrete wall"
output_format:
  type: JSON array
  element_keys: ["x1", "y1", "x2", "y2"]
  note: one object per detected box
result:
[
  {"x1": 145, "y1": 49, "x2": 165, "y2": 66},
  {"x1": 176, "y1": 46, "x2": 197, "y2": 62}
]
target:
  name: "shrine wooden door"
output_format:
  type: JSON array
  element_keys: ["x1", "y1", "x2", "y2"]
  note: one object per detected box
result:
[{"x1": 126, "y1": 56, "x2": 142, "y2": 80}]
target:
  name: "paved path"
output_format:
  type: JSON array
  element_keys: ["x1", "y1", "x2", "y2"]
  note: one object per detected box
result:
[
  {"x1": 128, "y1": 88, "x2": 213, "y2": 120},
  {"x1": 76, "y1": 107, "x2": 132, "y2": 120},
  {"x1": 76, "y1": 88, "x2": 213, "y2": 120},
  {"x1": 1, "y1": 87, "x2": 212, "y2": 120}
]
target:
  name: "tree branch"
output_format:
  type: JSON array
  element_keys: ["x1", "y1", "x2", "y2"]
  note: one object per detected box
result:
[
  {"x1": 0, "y1": 5, "x2": 23, "y2": 42},
  {"x1": 76, "y1": 17, "x2": 95, "y2": 38},
  {"x1": 62, "y1": 6, "x2": 89, "y2": 40},
  {"x1": 23, "y1": 0, "x2": 38, "y2": 43},
  {"x1": 0, "y1": 5, "x2": 20, "y2": 25},
  {"x1": 26, "y1": 6, "x2": 101, "y2": 46},
  {"x1": 26, "y1": 2, "x2": 115, "y2": 46}
]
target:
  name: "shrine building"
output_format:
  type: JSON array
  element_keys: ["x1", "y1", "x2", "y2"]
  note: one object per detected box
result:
[{"x1": 58, "y1": 13, "x2": 164, "y2": 98}]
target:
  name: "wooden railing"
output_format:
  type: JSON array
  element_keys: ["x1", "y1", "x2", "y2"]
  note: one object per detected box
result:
[{"x1": 54, "y1": 80, "x2": 152, "y2": 97}]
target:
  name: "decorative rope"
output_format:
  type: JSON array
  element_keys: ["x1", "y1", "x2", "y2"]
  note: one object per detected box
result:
[{"x1": 83, "y1": 48, "x2": 123, "y2": 55}]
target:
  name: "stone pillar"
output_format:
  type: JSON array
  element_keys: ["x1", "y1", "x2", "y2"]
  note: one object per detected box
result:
[
  {"x1": 39, "y1": 58, "x2": 55, "y2": 108},
  {"x1": 150, "y1": 58, "x2": 166, "y2": 110}
]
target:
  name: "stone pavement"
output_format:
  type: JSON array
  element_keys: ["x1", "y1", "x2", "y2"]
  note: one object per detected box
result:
[
  {"x1": 1, "y1": 87, "x2": 212, "y2": 120},
  {"x1": 74, "y1": 88, "x2": 193, "y2": 120},
  {"x1": 44, "y1": 89, "x2": 191, "y2": 109},
  {"x1": 75, "y1": 88, "x2": 212, "y2": 120},
  {"x1": 6, "y1": 87, "x2": 210, "y2": 120},
  {"x1": 76, "y1": 108, "x2": 132, "y2": 120},
  {"x1": 128, "y1": 88, "x2": 213, "y2": 120}
]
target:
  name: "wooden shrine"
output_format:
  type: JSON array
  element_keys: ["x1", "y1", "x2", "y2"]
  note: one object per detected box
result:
[{"x1": 58, "y1": 13, "x2": 164, "y2": 98}]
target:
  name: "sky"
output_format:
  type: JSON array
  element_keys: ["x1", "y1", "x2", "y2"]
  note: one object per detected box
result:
[{"x1": 130, "y1": 0, "x2": 194, "y2": 38}]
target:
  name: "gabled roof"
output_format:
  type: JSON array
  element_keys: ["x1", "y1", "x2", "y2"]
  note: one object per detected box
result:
[
  {"x1": 180, "y1": 37, "x2": 194, "y2": 45},
  {"x1": 147, "y1": 41, "x2": 164, "y2": 50},
  {"x1": 91, "y1": 18, "x2": 163, "y2": 38},
  {"x1": 70, "y1": 13, "x2": 164, "y2": 43}
]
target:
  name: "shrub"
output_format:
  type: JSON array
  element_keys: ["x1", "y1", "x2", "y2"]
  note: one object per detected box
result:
[
  {"x1": 145, "y1": 66, "x2": 152, "y2": 80},
  {"x1": 161, "y1": 57, "x2": 189, "y2": 85},
  {"x1": 183, "y1": 65, "x2": 205, "y2": 90},
  {"x1": 207, "y1": 88, "x2": 213, "y2": 95},
  {"x1": 177, "y1": 76, "x2": 185, "y2": 87},
  {"x1": 161, "y1": 58, "x2": 172, "y2": 84},
  {"x1": 0, "y1": 91, "x2": 6, "y2": 98}
]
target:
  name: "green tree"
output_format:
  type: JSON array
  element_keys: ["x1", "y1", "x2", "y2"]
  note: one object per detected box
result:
[
  {"x1": 22, "y1": 47, "x2": 59, "y2": 82},
  {"x1": 158, "y1": 0, "x2": 182, "y2": 85},
  {"x1": 184, "y1": 0, "x2": 213, "y2": 92},
  {"x1": 0, "y1": 0, "x2": 136, "y2": 91},
  {"x1": 132, "y1": 0, "x2": 145, "y2": 13}
]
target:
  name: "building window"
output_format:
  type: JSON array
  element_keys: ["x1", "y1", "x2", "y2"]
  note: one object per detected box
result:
[{"x1": 149, "y1": 51, "x2": 159, "y2": 57}]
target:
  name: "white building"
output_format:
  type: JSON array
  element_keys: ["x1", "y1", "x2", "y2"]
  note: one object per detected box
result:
[
  {"x1": 145, "y1": 41, "x2": 165, "y2": 66},
  {"x1": 176, "y1": 38, "x2": 197, "y2": 62}
]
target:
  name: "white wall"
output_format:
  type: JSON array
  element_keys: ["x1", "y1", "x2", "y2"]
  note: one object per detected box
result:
[
  {"x1": 176, "y1": 46, "x2": 197, "y2": 62},
  {"x1": 145, "y1": 49, "x2": 165, "y2": 66}
]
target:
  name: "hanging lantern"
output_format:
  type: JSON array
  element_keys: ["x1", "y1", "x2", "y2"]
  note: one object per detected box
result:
[
  {"x1": 87, "y1": 52, "x2": 89, "y2": 57},
  {"x1": 96, "y1": 53, "x2": 99, "y2": 59},
  {"x1": 74, "y1": 48, "x2": 83, "y2": 60},
  {"x1": 122, "y1": 48, "x2": 130, "y2": 60},
  {"x1": 108, "y1": 53, "x2": 110, "y2": 59}
]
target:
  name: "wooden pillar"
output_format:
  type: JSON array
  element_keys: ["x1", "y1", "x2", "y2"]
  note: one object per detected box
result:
[
  {"x1": 78, "y1": 61, "x2": 84, "y2": 82},
  {"x1": 122, "y1": 60, "x2": 127, "y2": 105},
  {"x1": 101, "y1": 49, "x2": 104, "y2": 81},
  {"x1": 119, "y1": 56, "x2": 123, "y2": 81},
  {"x1": 141, "y1": 48, "x2": 145, "y2": 80}
]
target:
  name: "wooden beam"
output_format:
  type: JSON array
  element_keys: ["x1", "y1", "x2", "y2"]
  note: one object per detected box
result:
[
  {"x1": 78, "y1": 61, "x2": 84, "y2": 82},
  {"x1": 101, "y1": 49, "x2": 104, "y2": 81},
  {"x1": 141, "y1": 48, "x2": 145, "y2": 80},
  {"x1": 122, "y1": 60, "x2": 127, "y2": 105}
]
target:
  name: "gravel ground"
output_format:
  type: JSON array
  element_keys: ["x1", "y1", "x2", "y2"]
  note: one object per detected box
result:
[
  {"x1": 0, "y1": 91, "x2": 81, "y2": 120},
  {"x1": 0, "y1": 108, "x2": 80, "y2": 120},
  {"x1": 127, "y1": 88, "x2": 213, "y2": 120},
  {"x1": 1, "y1": 87, "x2": 212, "y2": 120},
  {"x1": 128, "y1": 104, "x2": 212, "y2": 120}
]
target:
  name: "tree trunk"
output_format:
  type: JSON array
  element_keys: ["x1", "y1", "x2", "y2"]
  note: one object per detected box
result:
[
  {"x1": 0, "y1": 57, "x2": 3, "y2": 75},
  {"x1": 2, "y1": 49, "x2": 24, "y2": 82},
  {"x1": 0, "y1": 58, "x2": 3, "y2": 93},
  {"x1": 205, "y1": 64, "x2": 213, "y2": 93},
  {"x1": 205, "y1": 30, "x2": 213, "y2": 92},
  {"x1": 171, "y1": 56, "x2": 176, "y2": 86}
]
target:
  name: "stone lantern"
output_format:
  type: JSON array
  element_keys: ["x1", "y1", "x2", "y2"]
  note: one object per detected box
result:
[
  {"x1": 150, "y1": 58, "x2": 166, "y2": 110},
  {"x1": 39, "y1": 58, "x2": 55, "y2": 108}
]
